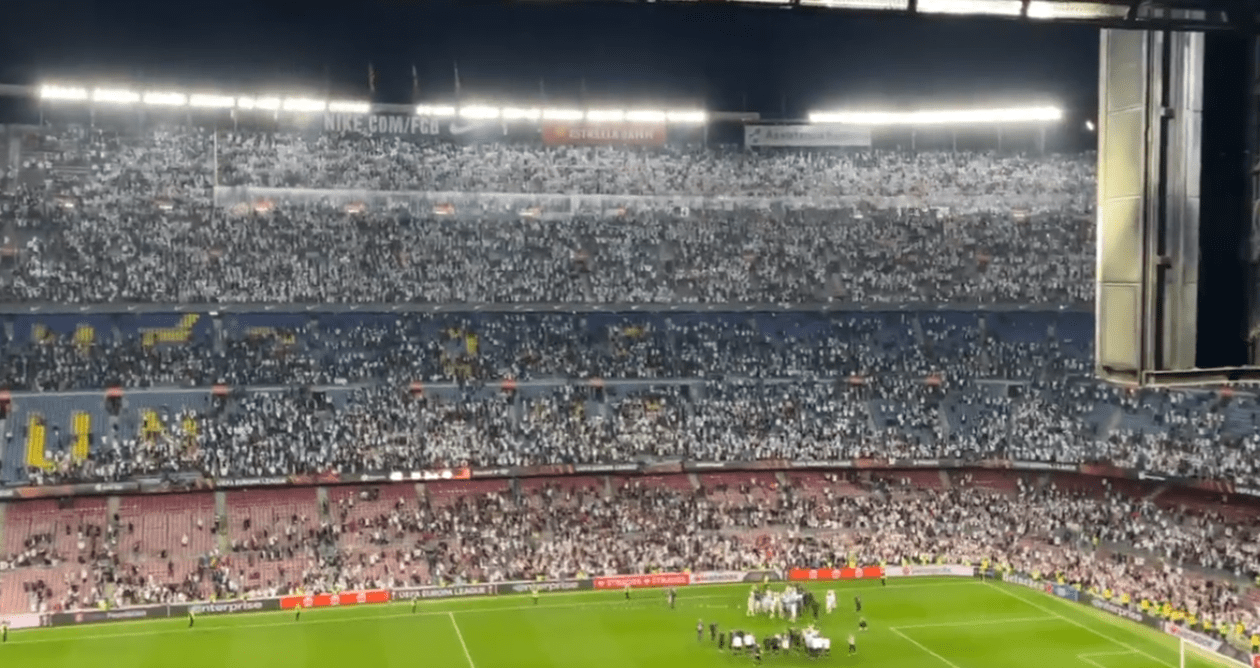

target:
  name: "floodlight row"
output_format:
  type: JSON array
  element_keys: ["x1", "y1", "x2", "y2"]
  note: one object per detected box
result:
[
  {"x1": 808, "y1": 106, "x2": 1064, "y2": 125},
  {"x1": 40, "y1": 86, "x2": 373, "y2": 113},
  {"x1": 39, "y1": 85, "x2": 708, "y2": 124},
  {"x1": 414, "y1": 104, "x2": 706, "y2": 123},
  {"x1": 688, "y1": 0, "x2": 1129, "y2": 19}
]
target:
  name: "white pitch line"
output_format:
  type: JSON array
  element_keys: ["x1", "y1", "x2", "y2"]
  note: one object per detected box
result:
[
  {"x1": 984, "y1": 583, "x2": 1176, "y2": 668},
  {"x1": 1078, "y1": 653, "x2": 1110, "y2": 668},
  {"x1": 449, "y1": 612, "x2": 476, "y2": 668},
  {"x1": 892, "y1": 627, "x2": 964, "y2": 668},
  {"x1": 897, "y1": 615, "x2": 1057, "y2": 629}
]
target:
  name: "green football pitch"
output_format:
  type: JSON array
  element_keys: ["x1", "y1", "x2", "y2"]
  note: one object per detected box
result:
[{"x1": 0, "y1": 578, "x2": 1241, "y2": 668}]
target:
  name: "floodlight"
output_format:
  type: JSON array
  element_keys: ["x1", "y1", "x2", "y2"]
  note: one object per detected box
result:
[
  {"x1": 283, "y1": 98, "x2": 327, "y2": 113},
  {"x1": 459, "y1": 105, "x2": 501, "y2": 120},
  {"x1": 809, "y1": 106, "x2": 1063, "y2": 125},
  {"x1": 328, "y1": 100, "x2": 370, "y2": 114},
  {"x1": 626, "y1": 110, "x2": 667, "y2": 123},
  {"x1": 800, "y1": 0, "x2": 909, "y2": 9},
  {"x1": 188, "y1": 94, "x2": 236, "y2": 109},
  {"x1": 502, "y1": 107, "x2": 542, "y2": 120},
  {"x1": 143, "y1": 92, "x2": 187, "y2": 107},
  {"x1": 238, "y1": 97, "x2": 281, "y2": 111},
  {"x1": 92, "y1": 88, "x2": 140, "y2": 104},
  {"x1": 542, "y1": 108, "x2": 584, "y2": 121},
  {"x1": 917, "y1": 0, "x2": 1023, "y2": 15},
  {"x1": 586, "y1": 109, "x2": 625, "y2": 122},
  {"x1": 666, "y1": 110, "x2": 708, "y2": 124},
  {"x1": 40, "y1": 85, "x2": 89, "y2": 101},
  {"x1": 416, "y1": 104, "x2": 457, "y2": 117},
  {"x1": 1026, "y1": 0, "x2": 1127, "y2": 18}
]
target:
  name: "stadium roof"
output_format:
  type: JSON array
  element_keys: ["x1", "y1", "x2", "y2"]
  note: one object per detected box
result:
[{"x1": 518, "y1": 0, "x2": 1258, "y2": 32}]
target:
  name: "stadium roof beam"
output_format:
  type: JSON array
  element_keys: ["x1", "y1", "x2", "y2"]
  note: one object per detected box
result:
[{"x1": 567, "y1": 0, "x2": 1259, "y2": 32}]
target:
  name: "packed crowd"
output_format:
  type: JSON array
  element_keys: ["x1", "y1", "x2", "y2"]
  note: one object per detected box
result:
[
  {"x1": 1, "y1": 311, "x2": 1047, "y2": 390},
  {"x1": 20, "y1": 375, "x2": 1260, "y2": 494},
  {"x1": 3, "y1": 472, "x2": 1258, "y2": 647},
  {"x1": 16, "y1": 124, "x2": 1095, "y2": 205},
  {"x1": 0, "y1": 202, "x2": 1093, "y2": 305},
  {"x1": 0, "y1": 124, "x2": 1094, "y2": 304}
]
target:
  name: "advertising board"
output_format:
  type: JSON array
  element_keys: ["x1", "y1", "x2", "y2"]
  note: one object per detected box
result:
[
  {"x1": 885, "y1": 564, "x2": 974, "y2": 578},
  {"x1": 0, "y1": 613, "x2": 45, "y2": 629},
  {"x1": 278, "y1": 589, "x2": 389, "y2": 610},
  {"x1": 392, "y1": 584, "x2": 497, "y2": 601},
  {"x1": 1163, "y1": 622, "x2": 1224, "y2": 652},
  {"x1": 744, "y1": 124, "x2": 871, "y2": 148},
  {"x1": 498, "y1": 580, "x2": 586, "y2": 594},
  {"x1": 592, "y1": 573, "x2": 690, "y2": 589},
  {"x1": 183, "y1": 600, "x2": 273, "y2": 616},
  {"x1": 1083, "y1": 594, "x2": 1146, "y2": 623},
  {"x1": 542, "y1": 123, "x2": 667, "y2": 147},
  {"x1": 787, "y1": 567, "x2": 883, "y2": 582}
]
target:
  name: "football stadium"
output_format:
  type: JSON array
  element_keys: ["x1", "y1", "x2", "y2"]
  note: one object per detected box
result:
[{"x1": 0, "y1": 0, "x2": 1259, "y2": 666}]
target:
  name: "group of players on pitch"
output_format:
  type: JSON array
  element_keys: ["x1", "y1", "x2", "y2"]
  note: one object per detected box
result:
[{"x1": 693, "y1": 581, "x2": 872, "y2": 662}]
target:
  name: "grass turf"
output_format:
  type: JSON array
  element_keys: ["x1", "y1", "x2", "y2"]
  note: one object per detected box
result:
[{"x1": 0, "y1": 578, "x2": 1242, "y2": 668}]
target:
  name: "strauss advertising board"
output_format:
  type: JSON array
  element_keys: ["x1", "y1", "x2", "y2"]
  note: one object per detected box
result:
[{"x1": 787, "y1": 567, "x2": 884, "y2": 581}]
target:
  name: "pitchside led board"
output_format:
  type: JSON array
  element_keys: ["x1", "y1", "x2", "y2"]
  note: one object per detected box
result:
[{"x1": 1095, "y1": 27, "x2": 1260, "y2": 388}]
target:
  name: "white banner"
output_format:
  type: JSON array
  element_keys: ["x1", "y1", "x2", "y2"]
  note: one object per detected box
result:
[
  {"x1": 690, "y1": 571, "x2": 747, "y2": 585},
  {"x1": 886, "y1": 564, "x2": 974, "y2": 578},
  {"x1": 744, "y1": 124, "x2": 872, "y2": 148},
  {"x1": 0, "y1": 613, "x2": 44, "y2": 629}
]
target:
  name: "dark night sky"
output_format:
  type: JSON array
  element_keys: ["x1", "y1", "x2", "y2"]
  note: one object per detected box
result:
[{"x1": 0, "y1": 0, "x2": 1099, "y2": 117}]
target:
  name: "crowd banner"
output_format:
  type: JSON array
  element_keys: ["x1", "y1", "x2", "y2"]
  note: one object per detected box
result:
[
  {"x1": 542, "y1": 122, "x2": 666, "y2": 147},
  {"x1": 592, "y1": 573, "x2": 690, "y2": 590},
  {"x1": 278, "y1": 589, "x2": 390, "y2": 610},
  {"x1": 788, "y1": 567, "x2": 883, "y2": 582},
  {"x1": 744, "y1": 124, "x2": 872, "y2": 148},
  {"x1": 885, "y1": 564, "x2": 974, "y2": 578},
  {"x1": 691, "y1": 571, "x2": 751, "y2": 585}
]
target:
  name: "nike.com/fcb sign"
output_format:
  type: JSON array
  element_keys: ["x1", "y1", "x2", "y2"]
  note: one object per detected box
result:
[{"x1": 324, "y1": 113, "x2": 442, "y2": 136}]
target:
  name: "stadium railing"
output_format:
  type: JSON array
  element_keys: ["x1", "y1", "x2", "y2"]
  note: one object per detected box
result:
[{"x1": 1, "y1": 458, "x2": 1250, "y2": 503}]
